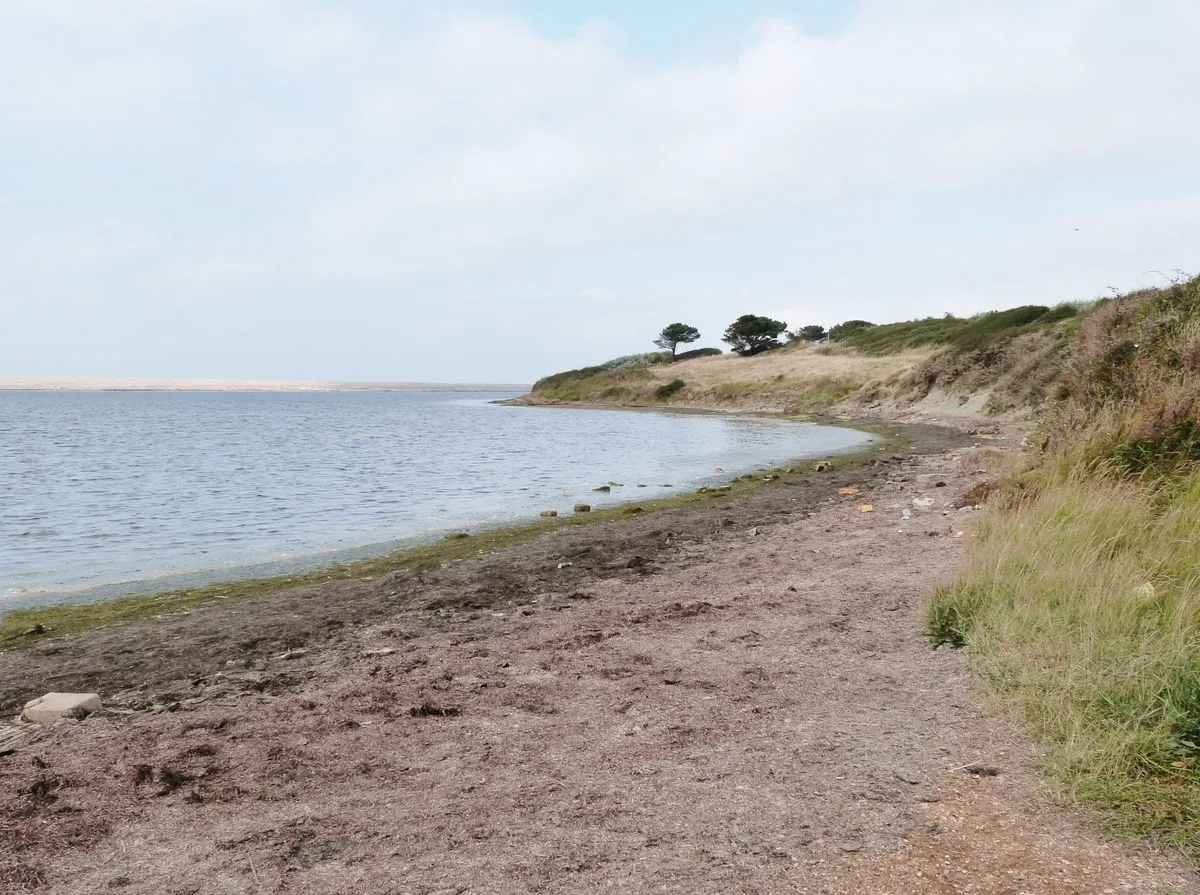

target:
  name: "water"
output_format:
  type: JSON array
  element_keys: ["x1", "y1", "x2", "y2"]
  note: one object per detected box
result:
[{"x1": 0, "y1": 390, "x2": 874, "y2": 608}]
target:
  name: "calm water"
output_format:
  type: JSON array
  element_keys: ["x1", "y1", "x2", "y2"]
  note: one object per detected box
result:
[{"x1": 0, "y1": 390, "x2": 874, "y2": 608}]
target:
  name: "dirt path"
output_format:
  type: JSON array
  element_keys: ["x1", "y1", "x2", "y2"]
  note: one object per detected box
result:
[{"x1": 2, "y1": 430, "x2": 1196, "y2": 893}]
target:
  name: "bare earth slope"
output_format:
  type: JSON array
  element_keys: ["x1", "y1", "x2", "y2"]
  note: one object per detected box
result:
[{"x1": 2, "y1": 432, "x2": 1194, "y2": 893}]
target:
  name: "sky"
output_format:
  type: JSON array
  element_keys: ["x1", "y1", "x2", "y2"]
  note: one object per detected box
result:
[{"x1": 1, "y1": 0, "x2": 1198, "y2": 384}]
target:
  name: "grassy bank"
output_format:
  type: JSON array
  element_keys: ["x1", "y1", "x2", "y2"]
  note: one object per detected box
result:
[
  {"x1": 524, "y1": 302, "x2": 1085, "y2": 417},
  {"x1": 526, "y1": 345, "x2": 925, "y2": 413},
  {"x1": 1, "y1": 421, "x2": 908, "y2": 652},
  {"x1": 927, "y1": 274, "x2": 1200, "y2": 858}
]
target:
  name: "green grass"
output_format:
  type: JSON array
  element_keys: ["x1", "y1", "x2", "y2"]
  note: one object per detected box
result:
[
  {"x1": 2, "y1": 427, "x2": 908, "y2": 652},
  {"x1": 841, "y1": 304, "x2": 1077, "y2": 356},
  {"x1": 531, "y1": 351, "x2": 669, "y2": 400},
  {"x1": 926, "y1": 470, "x2": 1200, "y2": 855},
  {"x1": 925, "y1": 275, "x2": 1200, "y2": 861},
  {"x1": 786, "y1": 375, "x2": 863, "y2": 413}
]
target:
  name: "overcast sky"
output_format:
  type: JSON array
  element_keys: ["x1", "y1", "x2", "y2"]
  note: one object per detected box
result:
[{"x1": 1, "y1": 0, "x2": 1197, "y2": 384}]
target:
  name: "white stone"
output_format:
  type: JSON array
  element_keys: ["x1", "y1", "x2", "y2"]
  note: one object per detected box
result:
[{"x1": 22, "y1": 692, "x2": 103, "y2": 724}]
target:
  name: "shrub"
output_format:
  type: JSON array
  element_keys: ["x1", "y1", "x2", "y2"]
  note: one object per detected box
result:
[
  {"x1": 655, "y1": 379, "x2": 686, "y2": 399},
  {"x1": 788, "y1": 325, "x2": 827, "y2": 343},
  {"x1": 952, "y1": 305, "x2": 1051, "y2": 353},
  {"x1": 673, "y1": 347, "x2": 722, "y2": 362},
  {"x1": 531, "y1": 352, "x2": 670, "y2": 396},
  {"x1": 828, "y1": 320, "x2": 876, "y2": 341}
]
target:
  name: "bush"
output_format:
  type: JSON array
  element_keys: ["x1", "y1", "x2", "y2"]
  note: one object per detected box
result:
[
  {"x1": 788, "y1": 325, "x2": 827, "y2": 343},
  {"x1": 1050, "y1": 274, "x2": 1200, "y2": 467},
  {"x1": 1111, "y1": 420, "x2": 1200, "y2": 478},
  {"x1": 952, "y1": 305, "x2": 1051, "y2": 353},
  {"x1": 674, "y1": 347, "x2": 722, "y2": 362},
  {"x1": 531, "y1": 352, "x2": 670, "y2": 395},
  {"x1": 839, "y1": 306, "x2": 1078, "y2": 357},
  {"x1": 828, "y1": 320, "x2": 876, "y2": 341},
  {"x1": 655, "y1": 378, "x2": 686, "y2": 399}
]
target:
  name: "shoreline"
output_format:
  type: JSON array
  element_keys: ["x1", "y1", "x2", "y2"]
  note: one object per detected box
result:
[
  {"x1": 0, "y1": 410, "x2": 902, "y2": 643},
  {"x1": 3, "y1": 409, "x2": 882, "y2": 617},
  {"x1": 4, "y1": 414, "x2": 1190, "y2": 892},
  {"x1": 0, "y1": 418, "x2": 951, "y2": 695}
]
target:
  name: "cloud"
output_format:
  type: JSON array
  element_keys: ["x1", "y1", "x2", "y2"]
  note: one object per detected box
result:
[
  {"x1": 282, "y1": 1, "x2": 1200, "y2": 279},
  {"x1": 0, "y1": 0, "x2": 1197, "y2": 379}
]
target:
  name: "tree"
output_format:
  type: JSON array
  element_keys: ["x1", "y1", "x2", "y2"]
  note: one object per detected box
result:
[
  {"x1": 722, "y1": 315, "x2": 788, "y2": 356},
  {"x1": 828, "y1": 319, "x2": 876, "y2": 341},
  {"x1": 788, "y1": 324, "x2": 827, "y2": 343},
  {"x1": 653, "y1": 322, "x2": 701, "y2": 357}
]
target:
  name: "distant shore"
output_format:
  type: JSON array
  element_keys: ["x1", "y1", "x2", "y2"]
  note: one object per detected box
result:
[{"x1": 0, "y1": 377, "x2": 528, "y2": 392}]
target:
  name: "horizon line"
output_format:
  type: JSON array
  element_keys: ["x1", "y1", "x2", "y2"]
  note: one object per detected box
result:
[{"x1": 0, "y1": 376, "x2": 530, "y2": 393}]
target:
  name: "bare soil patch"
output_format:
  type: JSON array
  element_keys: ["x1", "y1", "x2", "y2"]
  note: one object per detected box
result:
[{"x1": 1, "y1": 423, "x2": 1195, "y2": 893}]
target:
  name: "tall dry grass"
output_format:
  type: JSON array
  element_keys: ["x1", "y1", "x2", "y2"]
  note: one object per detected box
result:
[{"x1": 531, "y1": 343, "x2": 930, "y2": 412}]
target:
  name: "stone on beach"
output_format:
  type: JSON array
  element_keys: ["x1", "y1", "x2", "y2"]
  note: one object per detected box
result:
[
  {"x1": 574, "y1": 504, "x2": 592, "y2": 513},
  {"x1": 22, "y1": 692, "x2": 103, "y2": 724},
  {"x1": 540, "y1": 510, "x2": 558, "y2": 517}
]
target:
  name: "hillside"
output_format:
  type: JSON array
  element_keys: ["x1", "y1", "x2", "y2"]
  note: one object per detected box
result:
[
  {"x1": 929, "y1": 274, "x2": 1200, "y2": 857},
  {"x1": 521, "y1": 303, "x2": 1083, "y2": 420},
  {"x1": 524, "y1": 277, "x2": 1200, "y2": 859}
]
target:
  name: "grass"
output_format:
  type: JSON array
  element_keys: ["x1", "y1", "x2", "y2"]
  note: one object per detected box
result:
[
  {"x1": 531, "y1": 351, "x2": 669, "y2": 401},
  {"x1": 841, "y1": 304, "x2": 1078, "y2": 356},
  {"x1": 526, "y1": 345, "x2": 923, "y2": 414},
  {"x1": 2, "y1": 425, "x2": 909, "y2": 652},
  {"x1": 926, "y1": 469, "x2": 1200, "y2": 856},
  {"x1": 527, "y1": 300, "x2": 1084, "y2": 416},
  {"x1": 926, "y1": 274, "x2": 1200, "y2": 861}
]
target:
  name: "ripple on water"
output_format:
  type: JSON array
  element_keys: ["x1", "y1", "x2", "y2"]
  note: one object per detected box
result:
[{"x1": 0, "y1": 390, "x2": 874, "y2": 607}]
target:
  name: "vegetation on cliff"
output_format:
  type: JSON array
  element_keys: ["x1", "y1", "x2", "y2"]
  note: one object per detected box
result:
[
  {"x1": 527, "y1": 299, "x2": 1085, "y2": 414},
  {"x1": 527, "y1": 276, "x2": 1200, "y2": 856},
  {"x1": 928, "y1": 274, "x2": 1200, "y2": 857}
]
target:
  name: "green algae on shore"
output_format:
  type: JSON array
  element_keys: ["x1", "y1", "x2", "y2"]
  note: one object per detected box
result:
[{"x1": 0, "y1": 420, "x2": 912, "y2": 652}]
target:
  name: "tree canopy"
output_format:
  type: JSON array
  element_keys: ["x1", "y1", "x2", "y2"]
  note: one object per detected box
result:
[
  {"x1": 828, "y1": 320, "x2": 876, "y2": 341},
  {"x1": 789, "y1": 324, "x2": 827, "y2": 343},
  {"x1": 653, "y1": 322, "x2": 701, "y2": 357},
  {"x1": 722, "y1": 315, "x2": 788, "y2": 356}
]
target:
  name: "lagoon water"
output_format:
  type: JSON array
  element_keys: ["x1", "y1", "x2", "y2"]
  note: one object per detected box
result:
[{"x1": 0, "y1": 390, "x2": 873, "y2": 608}]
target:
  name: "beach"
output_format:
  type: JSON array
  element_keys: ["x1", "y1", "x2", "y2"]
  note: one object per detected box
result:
[{"x1": 2, "y1": 420, "x2": 1194, "y2": 893}]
